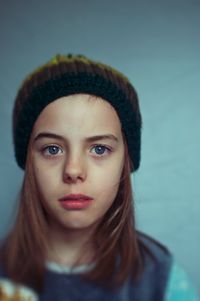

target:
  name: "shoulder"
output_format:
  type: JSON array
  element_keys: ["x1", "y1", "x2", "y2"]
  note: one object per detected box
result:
[
  {"x1": 127, "y1": 231, "x2": 173, "y2": 300},
  {"x1": 134, "y1": 232, "x2": 199, "y2": 301},
  {"x1": 137, "y1": 231, "x2": 173, "y2": 269},
  {"x1": 0, "y1": 278, "x2": 38, "y2": 301},
  {"x1": 0, "y1": 262, "x2": 38, "y2": 301}
]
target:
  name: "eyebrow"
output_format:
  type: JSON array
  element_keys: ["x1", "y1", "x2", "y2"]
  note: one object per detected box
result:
[{"x1": 33, "y1": 132, "x2": 119, "y2": 144}]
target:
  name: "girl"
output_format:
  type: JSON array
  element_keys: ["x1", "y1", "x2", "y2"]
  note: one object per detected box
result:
[{"x1": 0, "y1": 54, "x2": 198, "y2": 300}]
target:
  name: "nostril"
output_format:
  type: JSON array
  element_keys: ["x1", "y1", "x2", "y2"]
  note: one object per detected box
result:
[
  {"x1": 63, "y1": 159, "x2": 86, "y2": 182},
  {"x1": 63, "y1": 170, "x2": 86, "y2": 183}
]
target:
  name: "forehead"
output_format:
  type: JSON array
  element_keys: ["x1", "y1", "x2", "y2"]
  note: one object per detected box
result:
[{"x1": 33, "y1": 94, "x2": 122, "y2": 136}]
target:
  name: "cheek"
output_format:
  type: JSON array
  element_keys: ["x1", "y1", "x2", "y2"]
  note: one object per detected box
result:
[
  {"x1": 102, "y1": 175, "x2": 121, "y2": 197},
  {"x1": 95, "y1": 160, "x2": 123, "y2": 202},
  {"x1": 33, "y1": 162, "x2": 60, "y2": 199}
]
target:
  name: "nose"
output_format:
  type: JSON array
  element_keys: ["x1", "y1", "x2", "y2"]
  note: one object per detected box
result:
[{"x1": 63, "y1": 154, "x2": 87, "y2": 184}]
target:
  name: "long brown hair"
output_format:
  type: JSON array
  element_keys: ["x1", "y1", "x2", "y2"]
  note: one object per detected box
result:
[{"x1": 0, "y1": 133, "x2": 142, "y2": 292}]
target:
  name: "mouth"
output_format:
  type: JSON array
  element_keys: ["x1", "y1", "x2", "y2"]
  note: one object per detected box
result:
[{"x1": 58, "y1": 193, "x2": 93, "y2": 210}]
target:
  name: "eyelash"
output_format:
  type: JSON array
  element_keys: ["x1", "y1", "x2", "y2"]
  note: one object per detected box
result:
[
  {"x1": 41, "y1": 145, "x2": 63, "y2": 157},
  {"x1": 90, "y1": 144, "x2": 112, "y2": 156},
  {"x1": 41, "y1": 144, "x2": 112, "y2": 158}
]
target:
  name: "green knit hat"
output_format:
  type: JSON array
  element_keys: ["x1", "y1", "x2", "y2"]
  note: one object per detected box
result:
[{"x1": 13, "y1": 54, "x2": 142, "y2": 172}]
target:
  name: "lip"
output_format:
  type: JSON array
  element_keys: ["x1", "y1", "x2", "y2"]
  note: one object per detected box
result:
[
  {"x1": 58, "y1": 194, "x2": 93, "y2": 210},
  {"x1": 59, "y1": 199, "x2": 92, "y2": 210},
  {"x1": 59, "y1": 194, "x2": 93, "y2": 201}
]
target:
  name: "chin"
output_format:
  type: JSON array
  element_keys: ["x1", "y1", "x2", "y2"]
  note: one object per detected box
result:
[{"x1": 55, "y1": 218, "x2": 97, "y2": 232}]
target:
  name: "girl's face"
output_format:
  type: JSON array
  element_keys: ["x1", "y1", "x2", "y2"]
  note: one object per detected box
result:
[{"x1": 31, "y1": 94, "x2": 125, "y2": 233}]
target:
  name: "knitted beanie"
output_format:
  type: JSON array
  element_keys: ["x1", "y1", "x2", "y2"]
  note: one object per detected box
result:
[{"x1": 13, "y1": 54, "x2": 142, "y2": 172}]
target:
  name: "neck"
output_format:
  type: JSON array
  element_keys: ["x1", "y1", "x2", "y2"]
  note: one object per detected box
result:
[{"x1": 46, "y1": 223, "x2": 96, "y2": 267}]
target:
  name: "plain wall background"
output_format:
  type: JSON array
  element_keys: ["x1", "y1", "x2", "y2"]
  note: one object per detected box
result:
[{"x1": 0, "y1": 0, "x2": 199, "y2": 294}]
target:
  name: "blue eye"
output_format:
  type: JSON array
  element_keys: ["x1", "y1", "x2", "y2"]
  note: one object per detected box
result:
[
  {"x1": 43, "y1": 145, "x2": 62, "y2": 156},
  {"x1": 91, "y1": 145, "x2": 111, "y2": 156}
]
